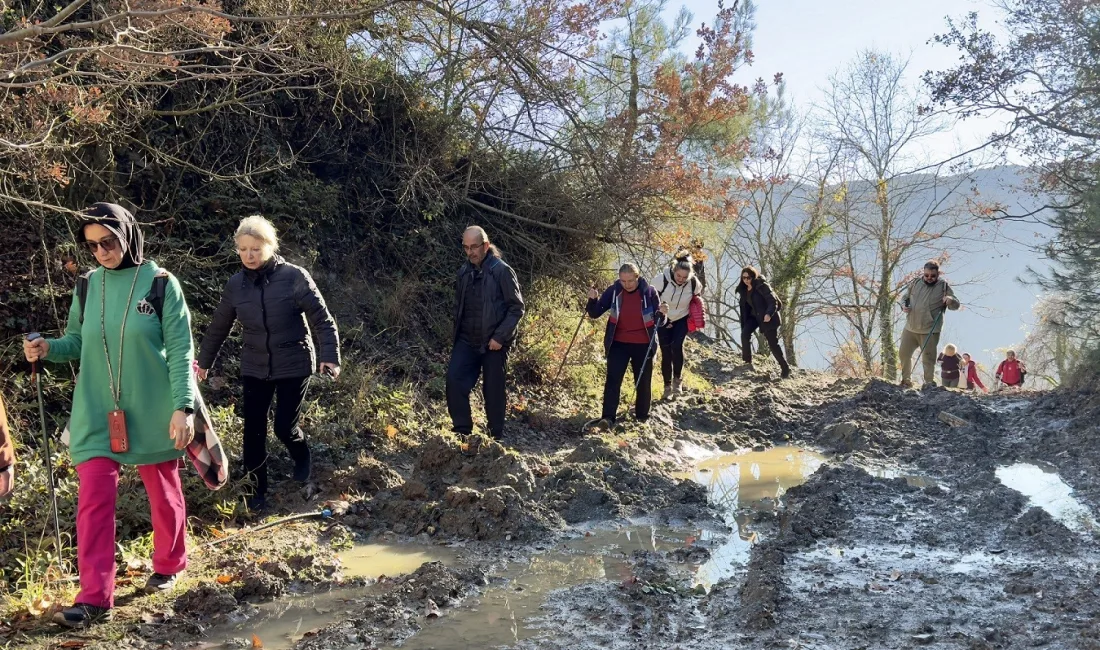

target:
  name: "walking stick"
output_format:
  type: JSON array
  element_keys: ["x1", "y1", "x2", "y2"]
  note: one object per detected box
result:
[
  {"x1": 27, "y1": 333, "x2": 64, "y2": 561},
  {"x1": 553, "y1": 306, "x2": 588, "y2": 384}
]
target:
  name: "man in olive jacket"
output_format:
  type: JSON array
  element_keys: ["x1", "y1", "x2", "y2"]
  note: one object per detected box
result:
[
  {"x1": 446, "y1": 226, "x2": 525, "y2": 439},
  {"x1": 899, "y1": 260, "x2": 960, "y2": 387}
]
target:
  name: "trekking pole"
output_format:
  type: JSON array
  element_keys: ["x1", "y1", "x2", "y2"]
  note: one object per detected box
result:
[
  {"x1": 26, "y1": 333, "x2": 65, "y2": 564},
  {"x1": 632, "y1": 321, "x2": 661, "y2": 396},
  {"x1": 553, "y1": 305, "x2": 588, "y2": 384},
  {"x1": 915, "y1": 311, "x2": 944, "y2": 363}
]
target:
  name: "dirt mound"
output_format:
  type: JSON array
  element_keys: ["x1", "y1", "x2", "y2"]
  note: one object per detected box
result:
[
  {"x1": 416, "y1": 434, "x2": 536, "y2": 496},
  {"x1": 295, "y1": 562, "x2": 488, "y2": 650},
  {"x1": 171, "y1": 584, "x2": 240, "y2": 624},
  {"x1": 545, "y1": 438, "x2": 708, "y2": 524},
  {"x1": 1002, "y1": 506, "x2": 1080, "y2": 552},
  {"x1": 328, "y1": 457, "x2": 404, "y2": 495}
]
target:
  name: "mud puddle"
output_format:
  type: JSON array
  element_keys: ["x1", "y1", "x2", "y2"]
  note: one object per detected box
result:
[
  {"x1": 996, "y1": 462, "x2": 1098, "y2": 532},
  {"x1": 201, "y1": 446, "x2": 915, "y2": 650}
]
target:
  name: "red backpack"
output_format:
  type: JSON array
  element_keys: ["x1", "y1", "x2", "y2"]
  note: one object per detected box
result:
[{"x1": 687, "y1": 294, "x2": 707, "y2": 333}]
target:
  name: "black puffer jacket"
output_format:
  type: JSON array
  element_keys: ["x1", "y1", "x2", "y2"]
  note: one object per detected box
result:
[
  {"x1": 735, "y1": 276, "x2": 782, "y2": 330},
  {"x1": 198, "y1": 256, "x2": 340, "y2": 380},
  {"x1": 453, "y1": 251, "x2": 525, "y2": 352}
]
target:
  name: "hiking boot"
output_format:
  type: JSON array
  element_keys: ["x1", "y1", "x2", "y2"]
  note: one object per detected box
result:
[
  {"x1": 662, "y1": 384, "x2": 674, "y2": 401},
  {"x1": 54, "y1": 604, "x2": 111, "y2": 629},
  {"x1": 780, "y1": 367, "x2": 791, "y2": 379},
  {"x1": 246, "y1": 495, "x2": 267, "y2": 513},
  {"x1": 672, "y1": 378, "x2": 683, "y2": 395},
  {"x1": 921, "y1": 382, "x2": 937, "y2": 390},
  {"x1": 899, "y1": 379, "x2": 913, "y2": 389},
  {"x1": 143, "y1": 572, "x2": 180, "y2": 595},
  {"x1": 292, "y1": 454, "x2": 312, "y2": 483}
]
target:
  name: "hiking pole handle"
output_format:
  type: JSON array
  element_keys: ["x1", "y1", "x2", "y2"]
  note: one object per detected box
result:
[{"x1": 26, "y1": 332, "x2": 43, "y2": 377}]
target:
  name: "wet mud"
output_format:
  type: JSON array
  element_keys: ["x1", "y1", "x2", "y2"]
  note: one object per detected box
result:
[{"x1": 24, "y1": 347, "x2": 1100, "y2": 650}]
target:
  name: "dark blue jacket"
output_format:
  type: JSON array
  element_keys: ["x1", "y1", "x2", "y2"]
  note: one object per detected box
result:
[
  {"x1": 586, "y1": 277, "x2": 666, "y2": 354},
  {"x1": 453, "y1": 252, "x2": 525, "y2": 352}
]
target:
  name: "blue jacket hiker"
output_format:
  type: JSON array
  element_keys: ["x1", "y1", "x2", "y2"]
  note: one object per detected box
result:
[{"x1": 586, "y1": 264, "x2": 668, "y2": 425}]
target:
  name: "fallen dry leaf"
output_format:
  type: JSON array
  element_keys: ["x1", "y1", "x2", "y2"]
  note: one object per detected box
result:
[
  {"x1": 385, "y1": 425, "x2": 398, "y2": 439},
  {"x1": 215, "y1": 575, "x2": 235, "y2": 585},
  {"x1": 617, "y1": 440, "x2": 629, "y2": 448},
  {"x1": 889, "y1": 570, "x2": 902, "y2": 582},
  {"x1": 252, "y1": 634, "x2": 263, "y2": 649},
  {"x1": 460, "y1": 443, "x2": 470, "y2": 452},
  {"x1": 28, "y1": 595, "x2": 54, "y2": 616}
]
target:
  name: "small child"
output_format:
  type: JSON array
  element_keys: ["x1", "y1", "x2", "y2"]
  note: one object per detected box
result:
[
  {"x1": 962, "y1": 352, "x2": 987, "y2": 393},
  {"x1": 937, "y1": 343, "x2": 962, "y2": 388}
]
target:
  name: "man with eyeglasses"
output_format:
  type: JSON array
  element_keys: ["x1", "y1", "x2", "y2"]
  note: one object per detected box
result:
[
  {"x1": 446, "y1": 226, "x2": 525, "y2": 439},
  {"x1": 899, "y1": 260, "x2": 960, "y2": 388}
]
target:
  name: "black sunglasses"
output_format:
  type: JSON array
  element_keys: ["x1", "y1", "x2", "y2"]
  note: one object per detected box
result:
[{"x1": 84, "y1": 236, "x2": 120, "y2": 253}]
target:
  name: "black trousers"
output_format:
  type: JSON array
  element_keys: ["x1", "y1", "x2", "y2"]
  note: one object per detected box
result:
[
  {"x1": 602, "y1": 341, "x2": 654, "y2": 422},
  {"x1": 741, "y1": 319, "x2": 789, "y2": 370},
  {"x1": 658, "y1": 316, "x2": 689, "y2": 385},
  {"x1": 242, "y1": 375, "x2": 311, "y2": 497},
  {"x1": 446, "y1": 339, "x2": 510, "y2": 438}
]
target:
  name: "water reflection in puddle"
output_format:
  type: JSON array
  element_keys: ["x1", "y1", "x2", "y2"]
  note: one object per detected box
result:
[
  {"x1": 996, "y1": 463, "x2": 1097, "y2": 532},
  {"x1": 683, "y1": 447, "x2": 827, "y2": 587}
]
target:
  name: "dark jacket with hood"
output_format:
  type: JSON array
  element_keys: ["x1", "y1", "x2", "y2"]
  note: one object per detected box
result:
[
  {"x1": 453, "y1": 249, "x2": 526, "y2": 352},
  {"x1": 736, "y1": 276, "x2": 782, "y2": 330},
  {"x1": 587, "y1": 277, "x2": 667, "y2": 354},
  {"x1": 198, "y1": 255, "x2": 340, "y2": 380}
]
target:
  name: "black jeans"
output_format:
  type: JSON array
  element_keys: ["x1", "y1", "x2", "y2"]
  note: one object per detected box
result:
[
  {"x1": 241, "y1": 375, "x2": 311, "y2": 498},
  {"x1": 446, "y1": 339, "x2": 510, "y2": 438},
  {"x1": 658, "y1": 316, "x2": 689, "y2": 385},
  {"x1": 741, "y1": 319, "x2": 789, "y2": 370},
  {"x1": 602, "y1": 341, "x2": 654, "y2": 422}
]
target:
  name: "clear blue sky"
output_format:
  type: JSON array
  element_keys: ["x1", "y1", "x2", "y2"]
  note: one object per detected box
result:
[{"x1": 669, "y1": 0, "x2": 1013, "y2": 163}]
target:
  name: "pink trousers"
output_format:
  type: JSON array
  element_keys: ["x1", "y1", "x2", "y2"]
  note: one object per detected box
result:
[{"x1": 74, "y1": 457, "x2": 188, "y2": 608}]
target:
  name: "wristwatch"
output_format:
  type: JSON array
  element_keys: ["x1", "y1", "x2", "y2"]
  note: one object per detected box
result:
[{"x1": 183, "y1": 407, "x2": 194, "y2": 415}]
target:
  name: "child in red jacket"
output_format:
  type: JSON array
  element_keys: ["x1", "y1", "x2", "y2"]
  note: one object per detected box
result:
[{"x1": 962, "y1": 353, "x2": 987, "y2": 393}]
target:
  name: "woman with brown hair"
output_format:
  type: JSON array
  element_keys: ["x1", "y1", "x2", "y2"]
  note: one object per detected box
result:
[{"x1": 735, "y1": 265, "x2": 791, "y2": 378}]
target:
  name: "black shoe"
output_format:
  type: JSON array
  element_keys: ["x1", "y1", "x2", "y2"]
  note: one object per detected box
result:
[
  {"x1": 921, "y1": 382, "x2": 937, "y2": 390},
  {"x1": 54, "y1": 604, "x2": 111, "y2": 629},
  {"x1": 246, "y1": 495, "x2": 267, "y2": 512},
  {"x1": 780, "y1": 367, "x2": 791, "y2": 379},
  {"x1": 143, "y1": 572, "x2": 180, "y2": 595},
  {"x1": 292, "y1": 453, "x2": 312, "y2": 483}
]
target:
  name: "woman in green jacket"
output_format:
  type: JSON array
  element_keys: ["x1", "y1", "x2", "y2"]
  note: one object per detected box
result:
[{"x1": 23, "y1": 203, "x2": 196, "y2": 629}]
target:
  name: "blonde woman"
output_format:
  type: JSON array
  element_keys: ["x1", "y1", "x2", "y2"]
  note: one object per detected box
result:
[
  {"x1": 196, "y1": 216, "x2": 340, "y2": 511},
  {"x1": 937, "y1": 343, "x2": 963, "y2": 388}
]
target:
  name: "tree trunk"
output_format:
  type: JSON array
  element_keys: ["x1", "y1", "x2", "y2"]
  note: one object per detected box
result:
[{"x1": 878, "y1": 266, "x2": 898, "y2": 380}]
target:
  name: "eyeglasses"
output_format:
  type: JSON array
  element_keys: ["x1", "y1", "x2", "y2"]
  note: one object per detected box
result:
[
  {"x1": 741, "y1": 275, "x2": 752, "y2": 280},
  {"x1": 463, "y1": 244, "x2": 486, "y2": 252},
  {"x1": 84, "y1": 236, "x2": 120, "y2": 253}
]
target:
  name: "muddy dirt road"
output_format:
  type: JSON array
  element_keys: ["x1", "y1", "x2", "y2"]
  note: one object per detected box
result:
[{"x1": 17, "y1": 348, "x2": 1100, "y2": 650}]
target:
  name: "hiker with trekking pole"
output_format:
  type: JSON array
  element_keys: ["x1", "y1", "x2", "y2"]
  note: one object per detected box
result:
[
  {"x1": 899, "y1": 260, "x2": 960, "y2": 389},
  {"x1": 22, "y1": 203, "x2": 199, "y2": 629},
  {"x1": 586, "y1": 263, "x2": 668, "y2": 429},
  {"x1": 651, "y1": 251, "x2": 705, "y2": 400}
]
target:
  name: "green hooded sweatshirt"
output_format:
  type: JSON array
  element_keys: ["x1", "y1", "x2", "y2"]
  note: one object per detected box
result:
[{"x1": 45, "y1": 204, "x2": 194, "y2": 466}]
